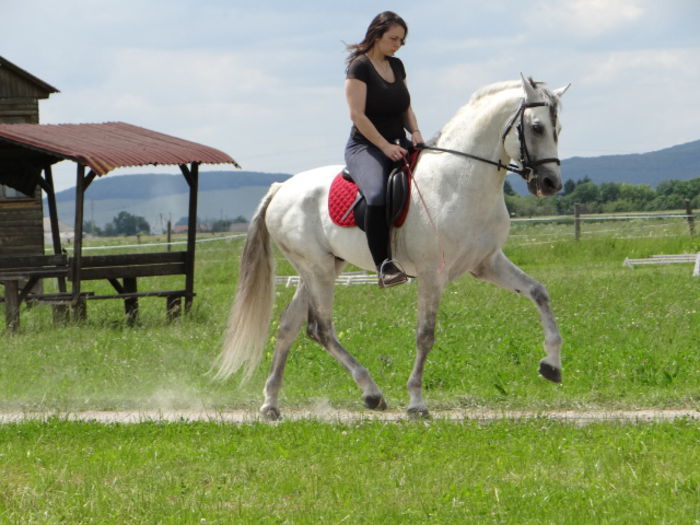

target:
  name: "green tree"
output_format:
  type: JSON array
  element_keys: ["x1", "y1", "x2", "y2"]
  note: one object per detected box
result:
[
  {"x1": 618, "y1": 184, "x2": 655, "y2": 209},
  {"x1": 570, "y1": 182, "x2": 600, "y2": 204},
  {"x1": 562, "y1": 179, "x2": 576, "y2": 196},
  {"x1": 600, "y1": 183, "x2": 621, "y2": 203},
  {"x1": 109, "y1": 211, "x2": 150, "y2": 236},
  {"x1": 503, "y1": 180, "x2": 516, "y2": 196}
]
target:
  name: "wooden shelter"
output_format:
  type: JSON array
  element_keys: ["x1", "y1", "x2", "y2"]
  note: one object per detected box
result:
[
  {"x1": 0, "y1": 55, "x2": 59, "y2": 256},
  {"x1": 0, "y1": 121, "x2": 239, "y2": 331}
]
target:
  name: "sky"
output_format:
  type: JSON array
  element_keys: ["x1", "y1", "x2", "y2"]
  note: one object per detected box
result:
[{"x1": 3, "y1": 0, "x2": 700, "y2": 191}]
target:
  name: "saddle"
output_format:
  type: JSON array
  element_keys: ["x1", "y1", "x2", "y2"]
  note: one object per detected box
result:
[{"x1": 328, "y1": 149, "x2": 420, "y2": 231}]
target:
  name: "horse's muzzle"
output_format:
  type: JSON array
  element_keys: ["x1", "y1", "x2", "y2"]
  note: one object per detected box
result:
[{"x1": 527, "y1": 166, "x2": 562, "y2": 198}]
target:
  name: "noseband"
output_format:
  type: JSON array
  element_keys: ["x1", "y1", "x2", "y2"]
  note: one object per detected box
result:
[{"x1": 417, "y1": 100, "x2": 560, "y2": 183}]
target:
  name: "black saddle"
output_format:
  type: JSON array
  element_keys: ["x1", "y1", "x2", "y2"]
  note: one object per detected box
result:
[{"x1": 341, "y1": 165, "x2": 410, "y2": 232}]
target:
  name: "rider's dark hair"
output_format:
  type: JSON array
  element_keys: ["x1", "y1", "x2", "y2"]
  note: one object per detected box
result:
[{"x1": 345, "y1": 11, "x2": 408, "y2": 68}]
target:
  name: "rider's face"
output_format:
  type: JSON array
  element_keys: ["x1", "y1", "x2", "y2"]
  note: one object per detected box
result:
[{"x1": 375, "y1": 24, "x2": 405, "y2": 57}]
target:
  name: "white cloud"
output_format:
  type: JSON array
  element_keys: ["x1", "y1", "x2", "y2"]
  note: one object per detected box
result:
[
  {"x1": 530, "y1": 0, "x2": 646, "y2": 36},
  {"x1": 5, "y1": 1, "x2": 699, "y2": 191},
  {"x1": 582, "y1": 48, "x2": 696, "y2": 85}
]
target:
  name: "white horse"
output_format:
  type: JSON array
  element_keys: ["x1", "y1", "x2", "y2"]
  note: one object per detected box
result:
[{"x1": 215, "y1": 75, "x2": 570, "y2": 420}]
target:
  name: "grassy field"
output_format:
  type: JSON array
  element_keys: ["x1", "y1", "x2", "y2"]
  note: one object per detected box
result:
[
  {"x1": 1, "y1": 221, "x2": 699, "y2": 522},
  {"x1": 1, "y1": 419, "x2": 699, "y2": 524},
  {"x1": 2, "y1": 228, "x2": 698, "y2": 413}
]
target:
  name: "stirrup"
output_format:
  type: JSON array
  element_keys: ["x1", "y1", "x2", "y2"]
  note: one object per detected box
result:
[{"x1": 378, "y1": 259, "x2": 409, "y2": 289}]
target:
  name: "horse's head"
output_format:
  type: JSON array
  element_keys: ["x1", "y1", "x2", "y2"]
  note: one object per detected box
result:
[{"x1": 502, "y1": 74, "x2": 570, "y2": 197}]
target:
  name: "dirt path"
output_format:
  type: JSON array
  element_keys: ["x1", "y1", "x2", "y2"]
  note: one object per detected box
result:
[{"x1": 1, "y1": 409, "x2": 698, "y2": 424}]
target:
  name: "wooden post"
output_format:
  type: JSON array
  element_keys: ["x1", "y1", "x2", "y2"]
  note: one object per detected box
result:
[
  {"x1": 574, "y1": 203, "x2": 582, "y2": 241},
  {"x1": 4, "y1": 280, "x2": 20, "y2": 332},
  {"x1": 44, "y1": 166, "x2": 69, "y2": 324},
  {"x1": 123, "y1": 277, "x2": 138, "y2": 326},
  {"x1": 71, "y1": 164, "x2": 86, "y2": 321},
  {"x1": 685, "y1": 199, "x2": 695, "y2": 237},
  {"x1": 180, "y1": 162, "x2": 199, "y2": 313},
  {"x1": 167, "y1": 220, "x2": 172, "y2": 252}
]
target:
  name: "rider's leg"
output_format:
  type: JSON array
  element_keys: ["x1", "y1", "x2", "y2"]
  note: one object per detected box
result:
[
  {"x1": 364, "y1": 205, "x2": 407, "y2": 288},
  {"x1": 345, "y1": 139, "x2": 408, "y2": 288}
]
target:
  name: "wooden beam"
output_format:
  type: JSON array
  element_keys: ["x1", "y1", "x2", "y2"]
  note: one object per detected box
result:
[
  {"x1": 184, "y1": 162, "x2": 199, "y2": 312},
  {"x1": 36, "y1": 176, "x2": 51, "y2": 194},
  {"x1": 71, "y1": 163, "x2": 86, "y2": 308},
  {"x1": 179, "y1": 163, "x2": 193, "y2": 187},
  {"x1": 83, "y1": 170, "x2": 97, "y2": 190},
  {"x1": 43, "y1": 166, "x2": 63, "y2": 259}
]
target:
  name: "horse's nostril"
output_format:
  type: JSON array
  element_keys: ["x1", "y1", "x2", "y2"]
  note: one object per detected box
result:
[{"x1": 542, "y1": 176, "x2": 561, "y2": 193}]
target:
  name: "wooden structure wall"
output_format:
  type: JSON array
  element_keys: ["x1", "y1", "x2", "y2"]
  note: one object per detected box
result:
[
  {"x1": 0, "y1": 200, "x2": 43, "y2": 256},
  {"x1": 0, "y1": 56, "x2": 59, "y2": 257}
]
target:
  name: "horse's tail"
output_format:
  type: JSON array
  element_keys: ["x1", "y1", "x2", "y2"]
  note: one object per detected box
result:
[{"x1": 213, "y1": 183, "x2": 282, "y2": 382}]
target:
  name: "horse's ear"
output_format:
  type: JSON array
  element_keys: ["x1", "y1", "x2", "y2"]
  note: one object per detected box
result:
[
  {"x1": 553, "y1": 83, "x2": 572, "y2": 98},
  {"x1": 520, "y1": 73, "x2": 538, "y2": 101}
]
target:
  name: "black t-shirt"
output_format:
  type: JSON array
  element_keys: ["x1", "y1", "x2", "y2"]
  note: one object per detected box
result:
[{"x1": 346, "y1": 55, "x2": 410, "y2": 144}]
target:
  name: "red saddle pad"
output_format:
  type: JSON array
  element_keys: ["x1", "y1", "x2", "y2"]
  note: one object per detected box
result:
[{"x1": 328, "y1": 173, "x2": 361, "y2": 227}]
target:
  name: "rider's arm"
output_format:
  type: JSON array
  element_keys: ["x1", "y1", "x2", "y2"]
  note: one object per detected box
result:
[{"x1": 402, "y1": 79, "x2": 424, "y2": 147}]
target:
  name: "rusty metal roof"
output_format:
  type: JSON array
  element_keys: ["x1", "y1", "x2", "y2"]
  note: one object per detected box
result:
[{"x1": 0, "y1": 121, "x2": 239, "y2": 175}]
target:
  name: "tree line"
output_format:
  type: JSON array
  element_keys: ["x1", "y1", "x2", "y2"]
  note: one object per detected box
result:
[
  {"x1": 80, "y1": 177, "x2": 700, "y2": 234},
  {"x1": 504, "y1": 176, "x2": 700, "y2": 217}
]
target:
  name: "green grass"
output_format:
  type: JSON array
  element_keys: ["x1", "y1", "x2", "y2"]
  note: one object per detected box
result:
[
  {"x1": 1, "y1": 419, "x2": 699, "y2": 524},
  {"x1": 1, "y1": 228, "x2": 699, "y2": 412},
  {"x1": 2, "y1": 224, "x2": 700, "y2": 523}
]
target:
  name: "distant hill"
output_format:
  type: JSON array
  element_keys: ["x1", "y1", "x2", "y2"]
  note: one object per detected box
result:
[
  {"x1": 48, "y1": 139, "x2": 700, "y2": 227},
  {"x1": 52, "y1": 171, "x2": 291, "y2": 203},
  {"x1": 508, "y1": 139, "x2": 700, "y2": 194},
  {"x1": 47, "y1": 171, "x2": 291, "y2": 232}
]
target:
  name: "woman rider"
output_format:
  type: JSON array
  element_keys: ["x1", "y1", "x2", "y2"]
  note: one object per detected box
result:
[{"x1": 344, "y1": 11, "x2": 424, "y2": 288}]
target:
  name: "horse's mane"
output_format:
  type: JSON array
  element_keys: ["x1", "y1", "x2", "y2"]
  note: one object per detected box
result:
[
  {"x1": 431, "y1": 78, "x2": 561, "y2": 146},
  {"x1": 468, "y1": 80, "x2": 522, "y2": 105},
  {"x1": 469, "y1": 78, "x2": 560, "y2": 109}
]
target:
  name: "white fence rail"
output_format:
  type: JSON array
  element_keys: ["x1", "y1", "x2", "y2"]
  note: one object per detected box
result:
[
  {"x1": 274, "y1": 271, "x2": 414, "y2": 288},
  {"x1": 624, "y1": 253, "x2": 700, "y2": 277}
]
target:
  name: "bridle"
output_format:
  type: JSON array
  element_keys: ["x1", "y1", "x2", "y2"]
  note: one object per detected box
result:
[{"x1": 416, "y1": 99, "x2": 560, "y2": 184}]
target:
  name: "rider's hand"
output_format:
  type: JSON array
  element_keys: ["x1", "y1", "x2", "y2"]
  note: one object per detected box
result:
[
  {"x1": 382, "y1": 143, "x2": 408, "y2": 162},
  {"x1": 411, "y1": 130, "x2": 424, "y2": 147}
]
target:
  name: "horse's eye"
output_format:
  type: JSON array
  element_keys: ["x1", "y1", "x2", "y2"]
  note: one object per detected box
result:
[{"x1": 531, "y1": 122, "x2": 544, "y2": 135}]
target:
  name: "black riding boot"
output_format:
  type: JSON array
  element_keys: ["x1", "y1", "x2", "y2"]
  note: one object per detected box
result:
[{"x1": 365, "y1": 205, "x2": 408, "y2": 288}]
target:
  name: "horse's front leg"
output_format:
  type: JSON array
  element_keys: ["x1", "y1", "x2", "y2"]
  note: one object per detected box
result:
[
  {"x1": 407, "y1": 279, "x2": 443, "y2": 418},
  {"x1": 475, "y1": 250, "x2": 562, "y2": 382}
]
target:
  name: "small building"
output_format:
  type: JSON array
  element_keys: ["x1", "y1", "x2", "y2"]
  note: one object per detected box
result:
[
  {"x1": 0, "y1": 55, "x2": 59, "y2": 256},
  {"x1": 173, "y1": 224, "x2": 210, "y2": 234},
  {"x1": 0, "y1": 121, "x2": 239, "y2": 331},
  {"x1": 0, "y1": 56, "x2": 240, "y2": 331}
]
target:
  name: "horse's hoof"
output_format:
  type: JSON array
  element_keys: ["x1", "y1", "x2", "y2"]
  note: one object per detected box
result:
[
  {"x1": 363, "y1": 394, "x2": 387, "y2": 411},
  {"x1": 260, "y1": 406, "x2": 282, "y2": 421},
  {"x1": 407, "y1": 406, "x2": 431, "y2": 420},
  {"x1": 539, "y1": 361, "x2": 562, "y2": 383}
]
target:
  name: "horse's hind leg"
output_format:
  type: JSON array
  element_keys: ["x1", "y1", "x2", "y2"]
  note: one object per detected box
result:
[
  {"x1": 304, "y1": 271, "x2": 386, "y2": 411},
  {"x1": 261, "y1": 284, "x2": 309, "y2": 420},
  {"x1": 475, "y1": 250, "x2": 562, "y2": 382},
  {"x1": 306, "y1": 259, "x2": 346, "y2": 345}
]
